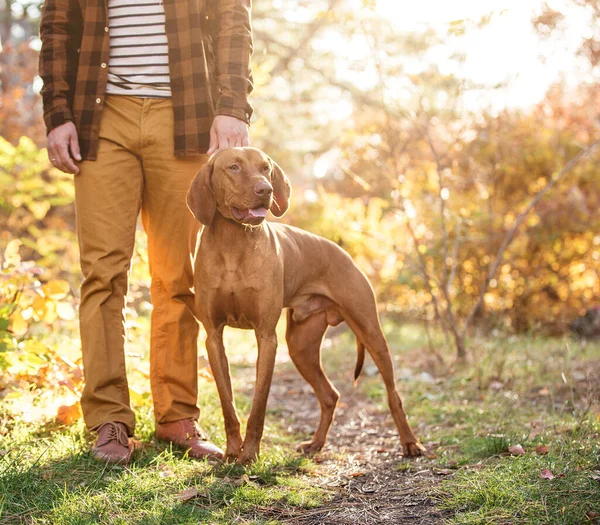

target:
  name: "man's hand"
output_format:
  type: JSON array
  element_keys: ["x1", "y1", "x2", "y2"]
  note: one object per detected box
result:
[
  {"x1": 47, "y1": 121, "x2": 82, "y2": 174},
  {"x1": 207, "y1": 115, "x2": 249, "y2": 155}
]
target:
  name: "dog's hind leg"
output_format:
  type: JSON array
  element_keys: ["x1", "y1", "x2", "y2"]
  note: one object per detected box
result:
[
  {"x1": 330, "y1": 276, "x2": 425, "y2": 457},
  {"x1": 360, "y1": 329, "x2": 426, "y2": 457},
  {"x1": 285, "y1": 309, "x2": 340, "y2": 454}
]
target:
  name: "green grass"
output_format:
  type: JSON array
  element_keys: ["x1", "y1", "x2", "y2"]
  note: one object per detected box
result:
[
  {"x1": 341, "y1": 323, "x2": 600, "y2": 524},
  {"x1": 0, "y1": 408, "x2": 325, "y2": 524},
  {"x1": 0, "y1": 325, "x2": 326, "y2": 525},
  {"x1": 1, "y1": 321, "x2": 599, "y2": 524}
]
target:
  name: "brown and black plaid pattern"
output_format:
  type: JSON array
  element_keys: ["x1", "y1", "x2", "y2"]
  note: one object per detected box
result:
[{"x1": 39, "y1": 0, "x2": 253, "y2": 160}]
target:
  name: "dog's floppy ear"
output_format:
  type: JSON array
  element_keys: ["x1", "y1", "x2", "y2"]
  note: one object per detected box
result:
[
  {"x1": 187, "y1": 157, "x2": 216, "y2": 226},
  {"x1": 270, "y1": 158, "x2": 291, "y2": 217}
]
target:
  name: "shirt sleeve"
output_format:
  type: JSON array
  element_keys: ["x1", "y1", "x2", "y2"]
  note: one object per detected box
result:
[
  {"x1": 213, "y1": 0, "x2": 254, "y2": 124},
  {"x1": 38, "y1": 0, "x2": 82, "y2": 133}
]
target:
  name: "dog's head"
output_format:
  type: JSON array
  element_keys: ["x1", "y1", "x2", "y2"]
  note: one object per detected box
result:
[{"x1": 187, "y1": 147, "x2": 291, "y2": 227}]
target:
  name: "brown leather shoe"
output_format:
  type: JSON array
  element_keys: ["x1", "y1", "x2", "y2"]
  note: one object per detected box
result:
[
  {"x1": 156, "y1": 419, "x2": 224, "y2": 460},
  {"x1": 91, "y1": 421, "x2": 132, "y2": 464}
]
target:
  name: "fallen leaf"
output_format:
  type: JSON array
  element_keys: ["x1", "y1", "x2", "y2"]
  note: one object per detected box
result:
[
  {"x1": 56, "y1": 403, "x2": 82, "y2": 425},
  {"x1": 160, "y1": 469, "x2": 175, "y2": 478},
  {"x1": 540, "y1": 469, "x2": 555, "y2": 480},
  {"x1": 586, "y1": 511, "x2": 599, "y2": 519},
  {"x1": 433, "y1": 468, "x2": 453, "y2": 475},
  {"x1": 590, "y1": 472, "x2": 600, "y2": 482},
  {"x1": 535, "y1": 445, "x2": 549, "y2": 455},
  {"x1": 538, "y1": 386, "x2": 551, "y2": 396},
  {"x1": 426, "y1": 453, "x2": 437, "y2": 459},
  {"x1": 175, "y1": 488, "x2": 198, "y2": 501},
  {"x1": 198, "y1": 368, "x2": 214, "y2": 382},
  {"x1": 349, "y1": 471, "x2": 366, "y2": 477},
  {"x1": 0, "y1": 450, "x2": 7, "y2": 457},
  {"x1": 508, "y1": 444, "x2": 526, "y2": 456}
]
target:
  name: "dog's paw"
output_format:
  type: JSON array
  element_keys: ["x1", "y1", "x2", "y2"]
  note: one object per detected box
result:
[
  {"x1": 224, "y1": 438, "x2": 242, "y2": 462},
  {"x1": 296, "y1": 440, "x2": 324, "y2": 454},
  {"x1": 236, "y1": 450, "x2": 258, "y2": 465},
  {"x1": 224, "y1": 452, "x2": 239, "y2": 463},
  {"x1": 402, "y1": 441, "x2": 427, "y2": 458}
]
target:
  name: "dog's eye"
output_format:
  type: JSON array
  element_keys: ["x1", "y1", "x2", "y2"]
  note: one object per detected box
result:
[
  {"x1": 262, "y1": 165, "x2": 270, "y2": 173},
  {"x1": 230, "y1": 164, "x2": 240, "y2": 171}
]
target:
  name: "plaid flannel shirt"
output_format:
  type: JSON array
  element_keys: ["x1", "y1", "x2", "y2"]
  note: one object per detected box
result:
[{"x1": 39, "y1": 0, "x2": 253, "y2": 160}]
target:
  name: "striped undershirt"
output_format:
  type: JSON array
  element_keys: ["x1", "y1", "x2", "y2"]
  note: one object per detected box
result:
[{"x1": 105, "y1": 0, "x2": 171, "y2": 97}]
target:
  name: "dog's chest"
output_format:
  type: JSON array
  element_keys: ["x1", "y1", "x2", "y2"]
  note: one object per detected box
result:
[
  {"x1": 197, "y1": 255, "x2": 281, "y2": 330},
  {"x1": 209, "y1": 288, "x2": 260, "y2": 329}
]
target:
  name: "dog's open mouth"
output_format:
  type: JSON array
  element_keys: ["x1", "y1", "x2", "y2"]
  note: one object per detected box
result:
[{"x1": 232, "y1": 206, "x2": 268, "y2": 224}]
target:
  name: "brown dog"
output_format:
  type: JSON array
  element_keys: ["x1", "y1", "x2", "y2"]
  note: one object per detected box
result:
[{"x1": 187, "y1": 147, "x2": 425, "y2": 464}]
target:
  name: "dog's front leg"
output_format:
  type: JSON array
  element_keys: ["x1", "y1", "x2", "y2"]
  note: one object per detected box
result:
[
  {"x1": 237, "y1": 331, "x2": 278, "y2": 465},
  {"x1": 205, "y1": 327, "x2": 243, "y2": 461}
]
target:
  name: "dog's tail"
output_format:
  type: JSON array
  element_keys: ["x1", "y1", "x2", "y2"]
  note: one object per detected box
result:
[{"x1": 353, "y1": 340, "x2": 366, "y2": 386}]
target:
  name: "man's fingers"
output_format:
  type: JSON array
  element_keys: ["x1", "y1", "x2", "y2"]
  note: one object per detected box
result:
[
  {"x1": 217, "y1": 133, "x2": 231, "y2": 153},
  {"x1": 49, "y1": 144, "x2": 67, "y2": 173},
  {"x1": 55, "y1": 143, "x2": 71, "y2": 173},
  {"x1": 69, "y1": 132, "x2": 82, "y2": 162},
  {"x1": 57, "y1": 143, "x2": 78, "y2": 174},
  {"x1": 207, "y1": 127, "x2": 218, "y2": 155}
]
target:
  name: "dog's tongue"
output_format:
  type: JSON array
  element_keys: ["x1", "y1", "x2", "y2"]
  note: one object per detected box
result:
[{"x1": 248, "y1": 207, "x2": 267, "y2": 218}]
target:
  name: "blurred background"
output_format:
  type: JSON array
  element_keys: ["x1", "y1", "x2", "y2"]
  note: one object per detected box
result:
[{"x1": 0, "y1": 0, "x2": 599, "y2": 405}]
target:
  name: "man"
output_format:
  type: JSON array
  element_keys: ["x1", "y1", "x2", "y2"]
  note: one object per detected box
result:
[{"x1": 39, "y1": 0, "x2": 253, "y2": 464}]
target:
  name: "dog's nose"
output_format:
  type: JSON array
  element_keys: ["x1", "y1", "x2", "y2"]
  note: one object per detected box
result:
[{"x1": 255, "y1": 180, "x2": 273, "y2": 197}]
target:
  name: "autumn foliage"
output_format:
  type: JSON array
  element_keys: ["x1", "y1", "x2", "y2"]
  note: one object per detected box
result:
[{"x1": 0, "y1": 0, "x2": 598, "y2": 397}]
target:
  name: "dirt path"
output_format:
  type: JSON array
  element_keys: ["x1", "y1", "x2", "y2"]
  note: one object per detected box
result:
[{"x1": 262, "y1": 366, "x2": 448, "y2": 525}]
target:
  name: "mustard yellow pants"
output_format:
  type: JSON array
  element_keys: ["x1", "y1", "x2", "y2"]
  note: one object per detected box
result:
[{"x1": 75, "y1": 95, "x2": 207, "y2": 435}]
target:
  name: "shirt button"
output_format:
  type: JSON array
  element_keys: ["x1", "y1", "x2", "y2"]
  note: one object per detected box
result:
[
  {"x1": 96, "y1": 98, "x2": 101, "y2": 104},
  {"x1": 101, "y1": 63, "x2": 107, "y2": 68},
  {"x1": 104, "y1": 26, "x2": 109, "y2": 32}
]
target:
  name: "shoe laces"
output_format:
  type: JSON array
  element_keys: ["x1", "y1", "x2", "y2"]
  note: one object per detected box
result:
[
  {"x1": 97, "y1": 422, "x2": 129, "y2": 447},
  {"x1": 181, "y1": 420, "x2": 209, "y2": 441}
]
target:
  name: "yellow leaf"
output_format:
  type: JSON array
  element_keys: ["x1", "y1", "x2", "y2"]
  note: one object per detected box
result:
[
  {"x1": 20, "y1": 306, "x2": 34, "y2": 321},
  {"x1": 10, "y1": 310, "x2": 28, "y2": 336},
  {"x1": 3, "y1": 239, "x2": 22, "y2": 269},
  {"x1": 28, "y1": 200, "x2": 51, "y2": 220},
  {"x1": 56, "y1": 301, "x2": 76, "y2": 321},
  {"x1": 23, "y1": 340, "x2": 50, "y2": 354},
  {"x1": 42, "y1": 280, "x2": 71, "y2": 300},
  {"x1": 129, "y1": 387, "x2": 146, "y2": 406},
  {"x1": 32, "y1": 296, "x2": 47, "y2": 318},
  {"x1": 42, "y1": 301, "x2": 57, "y2": 324},
  {"x1": 3, "y1": 391, "x2": 23, "y2": 400}
]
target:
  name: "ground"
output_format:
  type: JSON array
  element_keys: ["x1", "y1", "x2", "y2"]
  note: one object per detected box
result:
[
  {"x1": 254, "y1": 365, "x2": 445, "y2": 525},
  {"x1": 1, "y1": 322, "x2": 599, "y2": 524}
]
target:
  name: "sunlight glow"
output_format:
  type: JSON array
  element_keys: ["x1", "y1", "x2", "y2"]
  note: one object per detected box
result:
[{"x1": 314, "y1": 0, "x2": 589, "y2": 115}]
